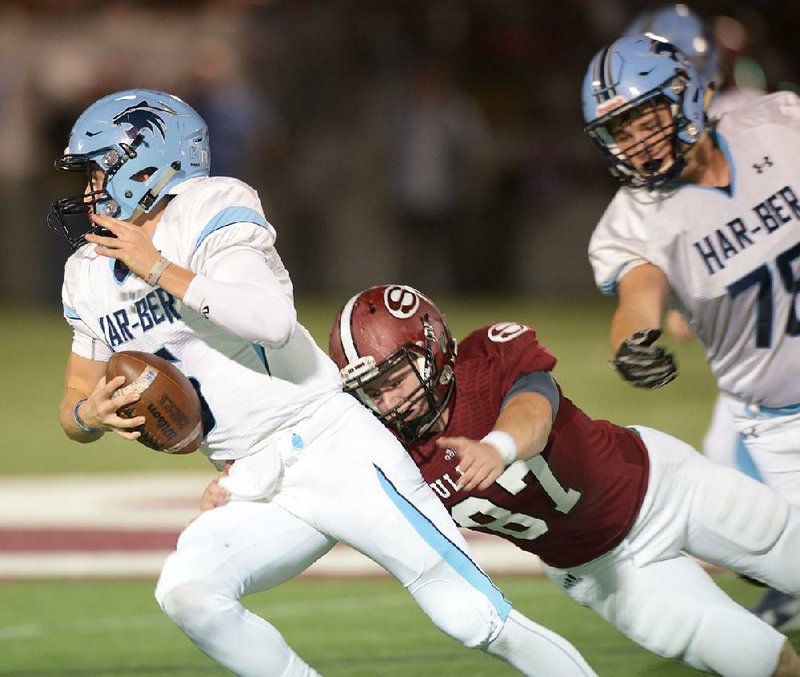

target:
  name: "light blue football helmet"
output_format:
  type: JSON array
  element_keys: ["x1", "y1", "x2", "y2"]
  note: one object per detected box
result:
[
  {"x1": 48, "y1": 89, "x2": 210, "y2": 249},
  {"x1": 625, "y1": 3, "x2": 720, "y2": 88},
  {"x1": 581, "y1": 34, "x2": 708, "y2": 190}
]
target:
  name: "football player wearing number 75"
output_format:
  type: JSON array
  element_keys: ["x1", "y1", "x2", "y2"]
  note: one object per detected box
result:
[
  {"x1": 584, "y1": 35, "x2": 800, "y2": 510},
  {"x1": 324, "y1": 284, "x2": 800, "y2": 676}
]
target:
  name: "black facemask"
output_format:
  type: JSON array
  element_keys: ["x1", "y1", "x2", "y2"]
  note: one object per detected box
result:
[{"x1": 47, "y1": 195, "x2": 115, "y2": 251}]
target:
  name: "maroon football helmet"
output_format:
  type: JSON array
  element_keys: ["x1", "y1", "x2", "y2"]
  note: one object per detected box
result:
[{"x1": 328, "y1": 284, "x2": 456, "y2": 444}]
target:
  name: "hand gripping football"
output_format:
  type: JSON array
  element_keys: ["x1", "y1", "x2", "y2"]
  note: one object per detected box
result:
[{"x1": 106, "y1": 351, "x2": 202, "y2": 454}]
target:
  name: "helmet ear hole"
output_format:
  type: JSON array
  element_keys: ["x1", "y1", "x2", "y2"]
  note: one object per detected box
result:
[
  {"x1": 130, "y1": 167, "x2": 157, "y2": 182},
  {"x1": 438, "y1": 365, "x2": 454, "y2": 386}
]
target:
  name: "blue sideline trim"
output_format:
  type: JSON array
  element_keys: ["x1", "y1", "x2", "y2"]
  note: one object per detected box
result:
[
  {"x1": 193, "y1": 207, "x2": 268, "y2": 253},
  {"x1": 63, "y1": 304, "x2": 80, "y2": 320},
  {"x1": 374, "y1": 464, "x2": 512, "y2": 620},
  {"x1": 251, "y1": 343, "x2": 271, "y2": 376},
  {"x1": 745, "y1": 401, "x2": 800, "y2": 418},
  {"x1": 734, "y1": 436, "x2": 763, "y2": 482}
]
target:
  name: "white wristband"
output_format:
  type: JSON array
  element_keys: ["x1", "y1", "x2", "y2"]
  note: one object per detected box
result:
[
  {"x1": 481, "y1": 430, "x2": 518, "y2": 466},
  {"x1": 144, "y1": 255, "x2": 171, "y2": 286}
]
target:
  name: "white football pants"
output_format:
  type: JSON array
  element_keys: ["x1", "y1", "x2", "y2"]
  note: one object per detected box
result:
[
  {"x1": 542, "y1": 425, "x2": 800, "y2": 677},
  {"x1": 156, "y1": 393, "x2": 595, "y2": 676},
  {"x1": 723, "y1": 393, "x2": 800, "y2": 507},
  {"x1": 703, "y1": 394, "x2": 762, "y2": 481}
]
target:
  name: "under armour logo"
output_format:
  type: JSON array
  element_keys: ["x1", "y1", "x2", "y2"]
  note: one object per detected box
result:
[
  {"x1": 753, "y1": 156, "x2": 773, "y2": 174},
  {"x1": 741, "y1": 426, "x2": 760, "y2": 439}
]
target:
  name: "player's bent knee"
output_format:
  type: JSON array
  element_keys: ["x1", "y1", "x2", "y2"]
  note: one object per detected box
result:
[
  {"x1": 694, "y1": 469, "x2": 790, "y2": 554},
  {"x1": 409, "y1": 578, "x2": 504, "y2": 648},
  {"x1": 157, "y1": 581, "x2": 232, "y2": 636},
  {"x1": 686, "y1": 612, "x2": 786, "y2": 677}
]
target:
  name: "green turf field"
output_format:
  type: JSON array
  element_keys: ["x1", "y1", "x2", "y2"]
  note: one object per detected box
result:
[{"x1": 1, "y1": 575, "x2": 796, "y2": 676}]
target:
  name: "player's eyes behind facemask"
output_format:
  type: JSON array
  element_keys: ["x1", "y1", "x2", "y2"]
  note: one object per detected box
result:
[
  {"x1": 606, "y1": 99, "x2": 678, "y2": 171},
  {"x1": 581, "y1": 34, "x2": 708, "y2": 190}
]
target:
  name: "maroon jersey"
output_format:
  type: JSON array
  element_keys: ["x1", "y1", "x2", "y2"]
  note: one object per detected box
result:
[{"x1": 408, "y1": 322, "x2": 649, "y2": 568}]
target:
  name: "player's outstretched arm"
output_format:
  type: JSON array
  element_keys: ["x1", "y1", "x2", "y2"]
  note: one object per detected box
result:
[
  {"x1": 440, "y1": 391, "x2": 552, "y2": 492},
  {"x1": 610, "y1": 264, "x2": 677, "y2": 388},
  {"x1": 59, "y1": 353, "x2": 145, "y2": 443},
  {"x1": 610, "y1": 263, "x2": 670, "y2": 351}
]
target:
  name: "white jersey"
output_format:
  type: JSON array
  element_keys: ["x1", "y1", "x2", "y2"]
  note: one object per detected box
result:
[
  {"x1": 590, "y1": 92, "x2": 800, "y2": 408},
  {"x1": 709, "y1": 87, "x2": 765, "y2": 119},
  {"x1": 61, "y1": 176, "x2": 341, "y2": 463}
]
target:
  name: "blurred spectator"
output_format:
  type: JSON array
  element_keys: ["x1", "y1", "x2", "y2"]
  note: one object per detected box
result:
[
  {"x1": 190, "y1": 38, "x2": 286, "y2": 182},
  {"x1": 385, "y1": 57, "x2": 490, "y2": 294},
  {"x1": 711, "y1": 14, "x2": 768, "y2": 115},
  {"x1": 0, "y1": 0, "x2": 795, "y2": 304}
]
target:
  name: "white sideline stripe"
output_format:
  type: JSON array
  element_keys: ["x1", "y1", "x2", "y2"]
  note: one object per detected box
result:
[
  {"x1": 0, "y1": 474, "x2": 718, "y2": 580},
  {"x1": 0, "y1": 472, "x2": 543, "y2": 578},
  {"x1": 0, "y1": 540, "x2": 542, "y2": 579},
  {"x1": 0, "y1": 472, "x2": 209, "y2": 528},
  {"x1": 0, "y1": 594, "x2": 412, "y2": 642}
]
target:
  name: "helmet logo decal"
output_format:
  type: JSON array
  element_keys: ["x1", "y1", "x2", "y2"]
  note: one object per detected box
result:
[
  {"x1": 488, "y1": 322, "x2": 529, "y2": 343},
  {"x1": 384, "y1": 285, "x2": 420, "y2": 319},
  {"x1": 596, "y1": 95, "x2": 627, "y2": 117},
  {"x1": 651, "y1": 38, "x2": 681, "y2": 62},
  {"x1": 111, "y1": 101, "x2": 177, "y2": 140}
]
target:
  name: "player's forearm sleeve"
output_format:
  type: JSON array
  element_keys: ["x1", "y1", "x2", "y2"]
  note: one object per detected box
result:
[{"x1": 183, "y1": 251, "x2": 296, "y2": 346}]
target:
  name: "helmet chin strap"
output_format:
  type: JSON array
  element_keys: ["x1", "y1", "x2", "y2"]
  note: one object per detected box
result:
[{"x1": 128, "y1": 161, "x2": 181, "y2": 222}]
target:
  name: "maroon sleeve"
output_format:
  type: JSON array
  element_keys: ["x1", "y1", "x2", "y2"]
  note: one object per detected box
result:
[{"x1": 459, "y1": 323, "x2": 557, "y2": 397}]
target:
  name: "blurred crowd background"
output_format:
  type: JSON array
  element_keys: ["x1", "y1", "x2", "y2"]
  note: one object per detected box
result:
[{"x1": 1, "y1": 0, "x2": 798, "y2": 306}]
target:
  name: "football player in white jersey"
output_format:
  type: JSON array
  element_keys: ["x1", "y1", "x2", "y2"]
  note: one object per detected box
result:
[
  {"x1": 583, "y1": 35, "x2": 800, "y2": 633},
  {"x1": 49, "y1": 89, "x2": 597, "y2": 677},
  {"x1": 623, "y1": 4, "x2": 765, "y2": 481},
  {"x1": 621, "y1": 5, "x2": 797, "y2": 627}
]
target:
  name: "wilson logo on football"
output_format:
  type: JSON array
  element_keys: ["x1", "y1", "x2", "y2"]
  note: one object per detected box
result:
[
  {"x1": 488, "y1": 322, "x2": 529, "y2": 343},
  {"x1": 384, "y1": 285, "x2": 420, "y2": 319}
]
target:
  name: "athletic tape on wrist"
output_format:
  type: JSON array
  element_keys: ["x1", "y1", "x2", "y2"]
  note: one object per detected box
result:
[
  {"x1": 481, "y1": 430, "x2": 518, "y2": 466},
  {"x1": 144, "y1": 256, "x2": 171, "y2": 286},
  {"x1": 73, "y1": 398, "x2": 100, "y2": 433}
]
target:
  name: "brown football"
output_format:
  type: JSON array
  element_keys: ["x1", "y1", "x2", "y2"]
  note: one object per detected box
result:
[{"x1": 106, "y1": 351, "x2": 202, "y2": 454}]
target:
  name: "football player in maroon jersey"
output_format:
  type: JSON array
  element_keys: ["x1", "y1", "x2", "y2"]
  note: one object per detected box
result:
[{"x1": 326, "y1": 284, "x2": 800, "y2": 677}]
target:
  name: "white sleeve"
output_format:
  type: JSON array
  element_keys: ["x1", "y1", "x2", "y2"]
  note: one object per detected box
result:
[
  {"x1": 66, "y1": 316, "x2": 114, "y2": 361},
  {"x1": 588, "y1": 194, "x2": 652, "y2": 296},
  {"x1": 183, "y1": 223, "x2": 296, "y2": 346},
  {"x1": 736, "y1": 91, "x2": 800, "y2": 132},
  {"x1": 62, "y1": 269, "x2": 113, "y2": 361}
]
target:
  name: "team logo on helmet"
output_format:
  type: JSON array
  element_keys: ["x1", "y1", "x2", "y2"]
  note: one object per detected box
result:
[
  {"x1": 596, "y1": 95, "x2": 627, "y2": 117},
  {"x1": 650, "y1": 37, "x2": 681, "y2": 61},
  {"x1": 111, "y1": 101, "x2": 177, "y2": 140},
  {"x1": 488, "y1": 322, "x2": 529, "y2": 343},
  {"x1": 384, "y1": 285, "x2": 421, "y2": 319}
]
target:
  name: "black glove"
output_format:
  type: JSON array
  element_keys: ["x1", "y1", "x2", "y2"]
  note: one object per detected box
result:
[{"x1": 613, "y1": 329, "x2": 677, "y2": 389}]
